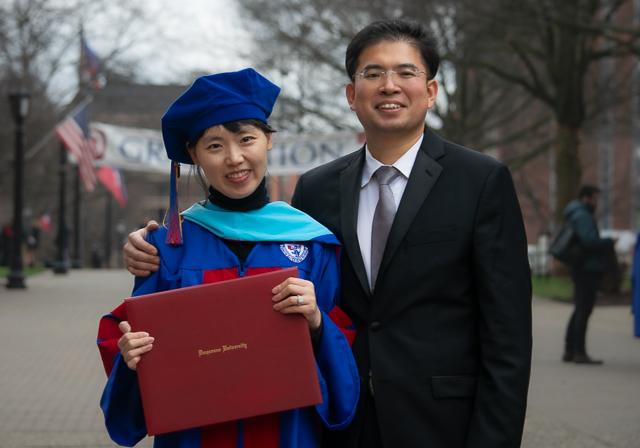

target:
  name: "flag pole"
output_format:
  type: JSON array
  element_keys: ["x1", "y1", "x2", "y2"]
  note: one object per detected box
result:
[
  {"x1": 104, "y1": 192, "x2": 113, "y2": 268},
  {"x1": 53, "y1": 143, "x2": 69, "y2": 274},
  {"x1": 71, "y1": 167, "x2": 82, "y2": 268},
  {"x1": 72, "y1": 24, "x2": 91, "y2": 269},
  {"x1": 72, "y1": 24, "x2": 85, "y2": 270}
]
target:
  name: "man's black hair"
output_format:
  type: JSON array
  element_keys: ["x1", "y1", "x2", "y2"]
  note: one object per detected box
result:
[
  {"x1": 578, "y1": 184, "x2": 601, "y2": 199},
  {"x1": 345, "y1": 19, "x2": 440, "y2": 80}
]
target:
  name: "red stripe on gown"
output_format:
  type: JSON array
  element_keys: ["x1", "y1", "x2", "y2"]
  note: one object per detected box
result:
[
  {"x1": 203, "y1": 267, "x2": 242, "y2": 283},
  {"x1": 203, "y1": 267, "x2": 282, "y2": 283},
  {"x1": 200, "y1": 414, "x2": 280, "y2": 448},
  {"x1": 327, "y1": 247, "x2": 356, "y2": 345},
  {"x1": 97, "y1": 302, "x2": 127, "y2": 376},
  {"x1": 201, "y1": 422, "x2": 237, "y2": 448},
  {"x1": 328, "y1": 306, "x2": 356, "y2": 346},
  {"x1": 244, "y1": 414, "x2": 280, "y2": 448},
  {"x1": 244, "y1": 267, "x2": 282, "y2": 277}
]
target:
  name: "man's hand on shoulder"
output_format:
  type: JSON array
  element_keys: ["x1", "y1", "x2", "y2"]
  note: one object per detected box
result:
[{"x1": 123, "y1": 220, "x2": 160, "y2": 277}]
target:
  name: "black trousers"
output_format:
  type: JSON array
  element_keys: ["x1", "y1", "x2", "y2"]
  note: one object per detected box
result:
[
  {"x1": 357, "y1": 384, "x2": 383, "y2": 448},
  {"x1": 564, "y1": 270, "x2": 602, "y2": 356}
]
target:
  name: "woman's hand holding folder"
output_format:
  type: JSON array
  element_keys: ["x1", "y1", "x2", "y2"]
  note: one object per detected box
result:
[
  {"x1": 118, "y1": 321, "x2": 155, "y2": 370},
  {"x1": 272, "y1": 277, "x2": 322, "y2": 331}
]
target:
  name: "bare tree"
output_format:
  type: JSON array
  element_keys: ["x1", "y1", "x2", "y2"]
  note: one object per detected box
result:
[
  {"x1": 237, "y1": 0, "x2": 552, "y2": 159},
  {"x1": 236, "y1": 0, "x2": 363, "y2": 131},
  {"x1": 238, "y1": 0, "x2": 640, "y2": 223},
  {"x1": 431, "y1": 3, "x2": 554, "y2": 154},
  {"x1": 463, "y1": 0, "x2": 640, "y2": 220},
  {"x1": 0, "y1": 0, "x2": 161, "y2": 224}
]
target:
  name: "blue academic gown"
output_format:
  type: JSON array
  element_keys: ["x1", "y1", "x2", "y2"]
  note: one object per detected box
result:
[{"x1": 98, "y1": 201, "x2": 359, "y2": 447}]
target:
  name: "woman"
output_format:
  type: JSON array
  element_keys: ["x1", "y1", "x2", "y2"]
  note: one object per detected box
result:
[{"x1": 97, "y1": 68, "x2": 359, "y2": 447}]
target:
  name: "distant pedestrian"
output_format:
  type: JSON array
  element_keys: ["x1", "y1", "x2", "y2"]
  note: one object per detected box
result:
[
  {"x1": 24, "y1": 219, "x2": 41, "y2": 268},
  {"x1": 90, "y1": 244, "x2": 103, "y2": 269},
  {"x1": 1, "y1": 224, "x2": 13, "y2": 266},
  {"x1": 562, "y1": 185, "x2": 615, "y2": 364}
]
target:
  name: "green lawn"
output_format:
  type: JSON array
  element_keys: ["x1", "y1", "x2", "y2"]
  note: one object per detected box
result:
[
  {"x1": 0, "y1": 266, "x2": 45, "y2": 278},
  {"x1": 532, "y1": 276, "x2": 574, "y2": 301},
  {"x1": 532, "y1": 275, "x2": 632, "y2": 301}
]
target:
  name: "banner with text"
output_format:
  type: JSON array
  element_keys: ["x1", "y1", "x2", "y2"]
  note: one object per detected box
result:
[{"x1": 91, "y1": 122, "x2": 363, "y2": 175}]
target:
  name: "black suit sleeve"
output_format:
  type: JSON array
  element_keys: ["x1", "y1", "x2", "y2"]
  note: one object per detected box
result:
[
  {"x1": 466, "y1": 164, "x2": 532, "y2": 448},
  {"x1": 291, "y1": 176, "x2": 303, "y2": 210}
]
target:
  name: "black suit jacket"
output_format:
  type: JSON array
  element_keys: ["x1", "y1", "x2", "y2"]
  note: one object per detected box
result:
[{"x1": 292, "y1": 128, "x2": 532, "y2": 448}]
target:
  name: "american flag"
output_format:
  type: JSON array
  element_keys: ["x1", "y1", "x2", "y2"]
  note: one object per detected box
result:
[
  {"x1": 96, "y1": 166, "x2": 128, "y2": 208},
  {"x1": 80, "y1": 36, "x2": 106, "y2": 90},
  {"x1": 55, "y1": 100, "x2": 98, "y2": 192}
]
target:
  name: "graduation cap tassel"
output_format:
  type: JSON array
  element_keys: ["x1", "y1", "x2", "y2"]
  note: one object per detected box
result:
[{"x1": 165, "y1": 161, "x2": 183, "y2": 245}]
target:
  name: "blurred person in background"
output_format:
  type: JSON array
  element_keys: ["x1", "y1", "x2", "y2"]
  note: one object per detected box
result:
[
  {"x1": 562, "y1": 185, "x2": 615, "y2": 365},
  {"x1": 24, "y1": 218, "x2": 41, "y2": 268},
  {"x1": 1, "y1": 223, "x2": 12, "y2": 266}
]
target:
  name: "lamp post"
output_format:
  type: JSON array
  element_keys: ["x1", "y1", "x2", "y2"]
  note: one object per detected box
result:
[{"x1": 6, "y1": 91, "x2": 30, "y2": 289}]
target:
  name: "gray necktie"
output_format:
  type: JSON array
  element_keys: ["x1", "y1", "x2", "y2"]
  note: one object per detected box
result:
[{"x1": 370, "y1": 166, "x2": 400, "y2": 291}]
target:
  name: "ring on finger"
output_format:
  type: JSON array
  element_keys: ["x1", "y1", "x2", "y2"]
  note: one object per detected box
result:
[{"x1": 296, "y1": 295, "x2": 304, "y2": 306}]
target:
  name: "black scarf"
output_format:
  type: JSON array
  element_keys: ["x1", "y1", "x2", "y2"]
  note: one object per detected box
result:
[{"x1": 207, "y1": 178, "x2": 269, "y2": 212}]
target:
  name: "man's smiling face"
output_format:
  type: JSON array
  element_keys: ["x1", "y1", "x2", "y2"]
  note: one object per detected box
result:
[{"x1": 346, "y1": 40, "x2": 437, "y2": 139}]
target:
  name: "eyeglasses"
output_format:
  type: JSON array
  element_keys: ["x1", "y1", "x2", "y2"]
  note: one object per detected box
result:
[{"x1": 355, "y1": 67, "x2": 428, "y2": 83}]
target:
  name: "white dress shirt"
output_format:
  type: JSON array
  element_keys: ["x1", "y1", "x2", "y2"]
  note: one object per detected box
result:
[{"x1": 357, "y1": 135, "x2": 423, "y2": 285}]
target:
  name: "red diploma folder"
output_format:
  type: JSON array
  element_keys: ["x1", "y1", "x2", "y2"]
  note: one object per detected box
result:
[{"x1": 124, "y1": 267, "x2": 322, "y2": 436}]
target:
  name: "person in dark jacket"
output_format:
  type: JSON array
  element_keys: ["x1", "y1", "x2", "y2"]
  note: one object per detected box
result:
[{"x1": 562, "y1": 185, "x2": 615, "y2": 364}]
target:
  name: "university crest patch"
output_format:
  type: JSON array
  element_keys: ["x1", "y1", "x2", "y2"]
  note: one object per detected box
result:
[{"x1": 280, "y1": 244, "x2": 309, "y2": 263}]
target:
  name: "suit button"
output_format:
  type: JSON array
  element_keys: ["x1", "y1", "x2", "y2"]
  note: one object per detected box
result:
[{"x1": 370, "y1": 321, "x2": 381, "y2": 332}]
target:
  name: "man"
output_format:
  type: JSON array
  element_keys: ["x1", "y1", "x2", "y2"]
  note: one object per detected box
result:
[
  {"x1": 561, "y1": 185, "x2": 615, "y2": 365},
  {"x1": 124, "y1": 20, "x2": 532, "y2": 448}
]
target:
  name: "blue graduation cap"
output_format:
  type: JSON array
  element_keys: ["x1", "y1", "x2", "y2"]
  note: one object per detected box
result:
[{"x1": 161, "y1": 68, "x2": 280, "y2": 244}]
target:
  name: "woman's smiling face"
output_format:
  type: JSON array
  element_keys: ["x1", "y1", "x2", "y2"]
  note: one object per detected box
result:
[{"x1": 188, "y1": 123, "x2": 272, "y2": 199}]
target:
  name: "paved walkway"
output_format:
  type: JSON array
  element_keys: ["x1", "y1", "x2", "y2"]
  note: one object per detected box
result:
[
  {"x1": 0, "y1": 270, "x2": 151, "y2": 447},
  {"x1": 0, "y1": 270, "x2": 638, "y2": 447},
  {"x1": 523, "y1": 293, "x2": 640, "y2": 447}
]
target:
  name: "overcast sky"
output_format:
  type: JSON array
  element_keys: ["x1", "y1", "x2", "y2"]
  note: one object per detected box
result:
[{"x1": 99, "y1": 0, "x2": 255, "y2": 85}]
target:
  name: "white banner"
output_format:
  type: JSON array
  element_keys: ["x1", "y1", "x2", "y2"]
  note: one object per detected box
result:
[
  {"x1": 91, "y1": 122, "x2": 363, "y2": 176},
  {"x1": 267, "y1": 131, "x2": 363, "y2": 175},
  {"x1": 92, "y1": 122, "x2": 169, "y2": 173}
]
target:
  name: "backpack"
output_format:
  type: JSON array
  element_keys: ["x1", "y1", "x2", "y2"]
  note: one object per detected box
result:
[{"x1": 549, "y1": 222, "x2": 583, "y2": 266}]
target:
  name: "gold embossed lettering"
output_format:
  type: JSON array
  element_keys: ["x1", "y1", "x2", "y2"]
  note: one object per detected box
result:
[{"x1": 198, "y1": 343, "x2": 248, "y2": 357}]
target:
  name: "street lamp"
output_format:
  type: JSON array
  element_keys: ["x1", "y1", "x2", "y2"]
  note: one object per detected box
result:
[{"x1": 6, "y1": 91, "x2": 30, "y2": 289}]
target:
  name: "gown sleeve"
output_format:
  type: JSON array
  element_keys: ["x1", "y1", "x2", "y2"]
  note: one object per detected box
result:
[
  {"x1": 307, "y1": 243, "x2": 360, "y2": 430},
  {"x1": 98, "y1": 229, "x2": 180, "y2": 446}
]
